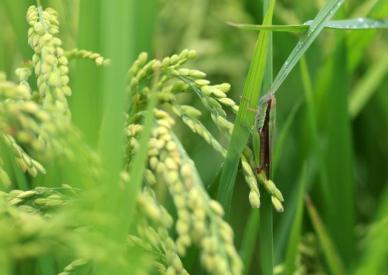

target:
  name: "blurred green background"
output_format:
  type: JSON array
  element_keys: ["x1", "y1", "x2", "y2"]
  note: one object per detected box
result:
[{"x1": 1, "y1": 0, "x2": 388, "y2": 274}]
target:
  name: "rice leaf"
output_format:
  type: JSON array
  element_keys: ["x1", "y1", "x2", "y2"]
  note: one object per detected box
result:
[
  {"x1": 349, "y1": 53, "x2": 388, "y2": 118},
  {"x1": 355, "y1": 189, "x2": 388, "y2": 275},
  {"x1": 266, "y1": 0, "x2": 344, "y2": 96},
  {"x1": 306, "y1": 197, "x2": 346, "y2": 275},
  {"x1": 227, "y1": 21, "x2": 306, "y2": 32},
  {"x1": 283, "y1": 166, "x2": 307, "y2": 275},
  {"x1": 323, "y1": 41, "x2": 355, "y2": 262},
  {"x1": 259, "y1": 195, "x2": 274, "y2": 275},
  {"x1": 228, "y1": 18, "x2": 388, "y2": 32},
  {"x1": 0, "y1": 20, "x2": 4, "y2": 69},
  {"x1": 2, "y1": 0, "x2": 34, "y2": 59},
  {"x1": 272, "y1": 101, "x2": 301, "y2": 175},
  {"x1": 259, "y1": 0, "x2": 275, "y2": 274},
  {"x1": 97, "y1": 0, "x2": 137, "y2": 273},
  {"x1": 133, "y1": 1, "x2": 158, "y2": 55},
  {"x1": 72, "y1": 1, "x2": 103, "y2": 146},
  {"x1": 216, "y1": 0, "x2": 276, "y2": 214},
  {"x1": 348, "y1": 0, "x2": 388, "y2": 71},
  {"x1": 239, "y1": 208, "x2": 260, "y2": 274},
  {"x1": 98, "y1": 0, "x2": 133, "y2": 207},
  {"x1": 127, "y1": 95, "x2": 157, "y2": 221},
  {"x1": 299, "y1": 57, "x2": 331, "y2": 211}
]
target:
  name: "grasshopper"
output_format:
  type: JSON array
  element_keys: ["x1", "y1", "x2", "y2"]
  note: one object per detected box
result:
[
  {"x1": 255, "y1": 94, "x2": 276, "y2": 179},
  {"x1": 242, "y1": 93, "x2": 284, "y2": 212},
  {"x1": 242, "y1": 93, "x2": 276, "y2": 179}
]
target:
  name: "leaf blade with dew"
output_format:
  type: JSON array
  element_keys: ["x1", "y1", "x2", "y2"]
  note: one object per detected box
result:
[
  {"x1": 216, "y1": 0, "x2": 276, "y2": 215},
  {"x1": 316, "y1": 18, "x2": 388, "y2": 29},
  {"x1": 228, "y1": 18, "x2": 388, "y2": 32},
  {"x1": 265, "y1": 0, "x2": 345, "y2": 97},
  {"x1": 305, "y1": 197, "x2": 347, "y2": 275},
  {"x1": 347, "y1": 0, "x2": 388, "y2": 72}
]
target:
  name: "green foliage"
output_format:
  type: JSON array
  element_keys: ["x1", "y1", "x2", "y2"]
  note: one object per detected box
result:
[{"x1": 1, "y1": 0, "x2": 388, "y2": 275}]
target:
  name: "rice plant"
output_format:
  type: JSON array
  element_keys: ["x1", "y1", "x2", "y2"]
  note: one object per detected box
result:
[{"x1": 1, "y1": 0, "x2": 388, "y2": 274}]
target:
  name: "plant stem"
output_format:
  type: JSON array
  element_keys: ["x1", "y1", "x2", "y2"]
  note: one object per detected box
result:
[
  {"x1": 259, "y1": 0, "x2": 274, "y2": 274},
  {"x1": 36, "y1": 0, "x2": 41, "y2": 6}
]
